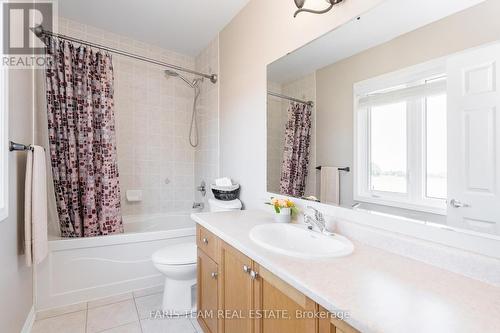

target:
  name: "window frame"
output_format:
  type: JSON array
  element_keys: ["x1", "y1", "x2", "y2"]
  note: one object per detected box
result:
[{"x1": 353, "y1": 59, "x2": 447, "y2": 215}]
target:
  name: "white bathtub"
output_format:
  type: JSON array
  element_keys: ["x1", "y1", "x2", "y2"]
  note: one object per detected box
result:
[{"x1": 37, "y1": 214, "x2": 196, "y2": 311}]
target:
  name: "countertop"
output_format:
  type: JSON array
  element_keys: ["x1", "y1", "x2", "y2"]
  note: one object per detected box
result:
[{"x1": 191, "y1": 210, "x2": 500, "y2": 333}]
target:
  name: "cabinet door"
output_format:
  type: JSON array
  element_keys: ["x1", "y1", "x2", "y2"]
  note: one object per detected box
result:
[
  {"x1": 197, "y1": 249, "x2": 219, "y2": 333},
  {"x1": 253, "y1": 264, "x2": 317, "y2": 333},
  {"x1": 219, "y1": 241, "x2": 254, "y2": 333},
  {"x1": 318, "y1": 305, "x2": 359, "y2": 333}
]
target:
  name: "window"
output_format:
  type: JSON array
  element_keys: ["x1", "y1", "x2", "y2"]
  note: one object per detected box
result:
[{"x1": 354, "y1": 60, "x2": 447, "y2": 214}]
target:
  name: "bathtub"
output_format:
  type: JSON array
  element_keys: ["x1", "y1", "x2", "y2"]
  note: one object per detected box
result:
[{"x1": 37, "y1": 214, "x2": 196, "y2": 311}]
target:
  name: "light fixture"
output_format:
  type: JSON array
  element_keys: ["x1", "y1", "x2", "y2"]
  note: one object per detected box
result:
[{"x1": 293, "y1": 0, "x2": 344, "y2": 17}]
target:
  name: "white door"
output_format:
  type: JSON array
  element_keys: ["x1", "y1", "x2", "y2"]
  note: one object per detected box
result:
[{"x1": 446, "y1": 42, "x2": 500, "y2": 235}]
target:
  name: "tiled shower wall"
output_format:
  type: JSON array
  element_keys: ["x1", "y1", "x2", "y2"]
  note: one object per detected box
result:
[
  {"x1": 194, "y1": 37, "x2": 220, "y2": 206},
  {"x1": 38, "y1": 18, "x2": 219, "y2": 228}
]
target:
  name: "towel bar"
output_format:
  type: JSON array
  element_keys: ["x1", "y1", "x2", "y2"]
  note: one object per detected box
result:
[
  {"x1": 9, "y1": 141, "x2": 33, "y2": 152},
  {"x1": 316, "y1": 166, "x2": 350, "y2": 172}
]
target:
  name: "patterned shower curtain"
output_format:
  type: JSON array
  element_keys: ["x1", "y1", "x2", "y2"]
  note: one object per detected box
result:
[
  {"x1": 280, "y1": 102, "x2": 312, "y2": 197},
  {"x1": 44, "y1": 37, "x2": 123, "y2": 237}
]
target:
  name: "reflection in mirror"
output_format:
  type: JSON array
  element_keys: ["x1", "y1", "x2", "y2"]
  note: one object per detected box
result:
[{"x1": 267, "y1": 0, "x2": 500, "y2": 237}]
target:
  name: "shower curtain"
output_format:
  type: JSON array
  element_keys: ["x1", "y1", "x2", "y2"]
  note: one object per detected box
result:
[
  {"x1": 280, "y1": 102, "x2": 312, "y2": 197},
  {"x1": 44, "y1": 37, "x2": 123, "y2": 237}
]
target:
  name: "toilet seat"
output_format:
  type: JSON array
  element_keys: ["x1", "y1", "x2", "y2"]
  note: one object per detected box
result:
[{"x1": 152, "y1": 242, "x2": 197, "y2": 265}]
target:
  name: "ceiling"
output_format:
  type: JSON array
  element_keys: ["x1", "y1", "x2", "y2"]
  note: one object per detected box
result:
[
  {"x1": 268, "y1": 0, "x2": 486, "y2": 83},
  {"x1": 58, "y1": 0, "x2": 250, "y2": 56}
]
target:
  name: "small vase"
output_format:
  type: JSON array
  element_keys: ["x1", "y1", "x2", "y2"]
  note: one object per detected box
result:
[{"x1": 274, "y1": 207, "x2": 291, "y2": 223}]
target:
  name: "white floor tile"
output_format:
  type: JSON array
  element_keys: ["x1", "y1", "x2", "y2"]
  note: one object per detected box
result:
[
  {"x1": 88, "y1": 292, "x2": 133, "y2": 309},
  {"x1": 32, "y1": 310, "x2": 86, "y2": 333},
  {"x1": 100, "y1": 321, "x2": 142, "y2": 333},
  {"x1": 141, "y1": 317, "x2": 196, "y2": 333},
  {"x1": 133, "y1": 285, "x2": 163, "y2": 298},
  {"x1": 86, "y1": 299, "x2": 139, "y2": 333},
  {"x1": 135, "y1": 293, "x2": 163, "y2": 319},
  {"x1": 36, "y1": 302, "x2": 87, "y2": 320}
]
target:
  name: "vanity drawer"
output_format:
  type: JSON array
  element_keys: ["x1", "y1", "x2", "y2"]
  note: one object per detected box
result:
[{"x1": 197, "y1": 225, "x2": 219, "y2": 261}]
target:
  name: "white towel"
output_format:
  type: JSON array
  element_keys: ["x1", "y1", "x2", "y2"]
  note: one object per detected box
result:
[
  {"x1": 320, "y1": 167, "x2": 340, "y2": 205},
  {"x1": 215, "y1": 177, "x2": 232, "y2": 187},
  {"x1": 24, "y1": 146, "x2": 48, "y2": 266}
]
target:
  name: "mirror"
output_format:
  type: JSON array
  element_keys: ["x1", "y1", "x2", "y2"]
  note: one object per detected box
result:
[{"x1": 267, "y1": 0, "x2": 500, "y2": 237}]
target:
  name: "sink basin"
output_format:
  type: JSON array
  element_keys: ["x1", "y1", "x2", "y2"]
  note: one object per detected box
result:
[{"x1": 249, "y1": 223, "x2": 354, "y2": 259}]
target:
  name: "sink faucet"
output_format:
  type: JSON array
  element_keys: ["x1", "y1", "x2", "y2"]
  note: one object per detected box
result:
[{"x1": 304, "y1": 206, "x2": 332, "y2": 235}]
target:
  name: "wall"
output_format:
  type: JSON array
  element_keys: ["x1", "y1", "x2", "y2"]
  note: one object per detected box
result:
[
  {"x1": 219, "y1": 0, "x2": 385, "y2": 209},
  {"x1": 315, "y1": 0, "x2": 500, "y2": 207},
  {"x1": 0, "y1": 69, "x2": 34, "y2": 332},
  {"x1": 194, "y1": 37, "x2": 220, "y2": 207}
]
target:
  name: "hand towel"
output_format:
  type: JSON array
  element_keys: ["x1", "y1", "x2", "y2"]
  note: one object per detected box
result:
[
  {"x1": 24, "y1": 146, "x2": 48, "y2": 266},
  {"x1": 320, "y1": 167, "x2": 340, "y2": 205}
]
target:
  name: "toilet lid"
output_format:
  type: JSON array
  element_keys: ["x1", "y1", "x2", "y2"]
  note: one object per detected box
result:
[
  {"x1": 209, "y1": 198, "x2": 242, "y2": 210},
  {"x1": 152, "y1": 242, "x2": 197, "y2": 265}
]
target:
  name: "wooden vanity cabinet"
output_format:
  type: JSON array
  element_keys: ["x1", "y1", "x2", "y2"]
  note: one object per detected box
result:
[
  {"x1": 219, "y1": 241, "x2": 255, "y2": 333},
  {"x1": 196, "y1": 225, "x2": 357, "y2": 333},
  {"x1": 197, "y1": 249, "x2": 219, "y2": 333},
  {"x1": 253, "y1": 263, "x2": 317, "y2": 333}
]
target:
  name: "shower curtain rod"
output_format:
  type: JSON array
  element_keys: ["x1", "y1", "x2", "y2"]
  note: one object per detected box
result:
[
  {"x1": 267, "y1": 91, "x2": 314, "y2": 107},
  {"x1": 32, "y1": 25, "x2": 218, "y2": 84}
]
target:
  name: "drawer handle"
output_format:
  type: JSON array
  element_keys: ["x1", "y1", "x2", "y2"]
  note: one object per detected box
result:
[
  {"x1": 202, "y1": 237, "x2": 209, "y2": 245},
  {"x1": 250, "y1": 270, "x2": 259, "y2": 280},
  {"x1": 211, "y1": 272, "x2": 218, "y2": 279},
  {"x1": 243, "y1": 265, "x2": 251, "y2": 273}
]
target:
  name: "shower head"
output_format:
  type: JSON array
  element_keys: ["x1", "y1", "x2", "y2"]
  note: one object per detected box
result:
[
  {"x1": 164, "y1": 69, "x2": 202, "y2": 89},
  {"x1": 164, "y1": 69, "x2": 179, "y2": 77}
]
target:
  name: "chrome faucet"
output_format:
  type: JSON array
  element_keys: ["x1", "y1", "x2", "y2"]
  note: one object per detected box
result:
[{"x1": 304, "y1": 206, "x2": 331, "y2": 235}]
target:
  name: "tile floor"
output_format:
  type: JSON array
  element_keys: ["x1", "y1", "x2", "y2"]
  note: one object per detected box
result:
[{"x1": 32, "y1": 289, "x2": 203, "y2": 333}]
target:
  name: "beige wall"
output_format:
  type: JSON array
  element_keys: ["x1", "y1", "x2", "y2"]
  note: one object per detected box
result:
[
  {"x1": 219, "y1": 0, "x2": 384, "y2": 208},
  {"x1": 316, "y1": 0, "x2": 500, "y2": 207},
  {"x1": 0, "y1": 69, "x2": 34, "y2": 332}
]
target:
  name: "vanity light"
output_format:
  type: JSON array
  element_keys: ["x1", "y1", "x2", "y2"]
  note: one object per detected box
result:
[{"x1": 294, "y1": 0, "x2": 344, "y2": 17}]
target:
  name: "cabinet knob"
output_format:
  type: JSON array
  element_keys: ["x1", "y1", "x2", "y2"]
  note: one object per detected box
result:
[
  {"x1": 250, "y1": 270, "x2": 259, "y2": 280},
  {"x1": 202, "y1": 237, "x2": 209, "y2": 244},
  {"x1": 243, "y1": 265, "x2": 251, "y2": 273},
  {"x1": 211, "y1": 272, "x2": 218, "y2": 279}
]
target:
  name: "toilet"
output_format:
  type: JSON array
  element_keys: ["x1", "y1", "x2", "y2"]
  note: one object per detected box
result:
[
  {"x1": 151, "y1": 198, "x2": 242, "y2": 315},
  {"x1": 152, "y1": 242, "x2": 197, "y2": 314},
  {"x1": 208, "y1": 198, "x2": 242, "y2": 212}
]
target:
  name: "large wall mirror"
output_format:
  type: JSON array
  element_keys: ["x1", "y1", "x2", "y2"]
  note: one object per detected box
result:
[{"x1": 267, "y1": 0, "x2": 500, "y2": 238}]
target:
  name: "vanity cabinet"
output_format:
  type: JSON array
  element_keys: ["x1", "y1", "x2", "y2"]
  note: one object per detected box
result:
[
  {"x1": 253, "y1": 263, "x2": 317, "y2": 333},
  {"x1": 219, "y1": 241, "x2": 255, "y2": 333},
  {"x1": 197, "y1": 249, "x2": 219, "y2": 333},
  {"x1": 196, "y1": 225, "x2": 357, "y2": 333}
]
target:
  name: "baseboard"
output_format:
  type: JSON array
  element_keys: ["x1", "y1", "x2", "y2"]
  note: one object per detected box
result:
[{"x1": 20, "y1": 306, "x2": 35, "y2": 333}]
